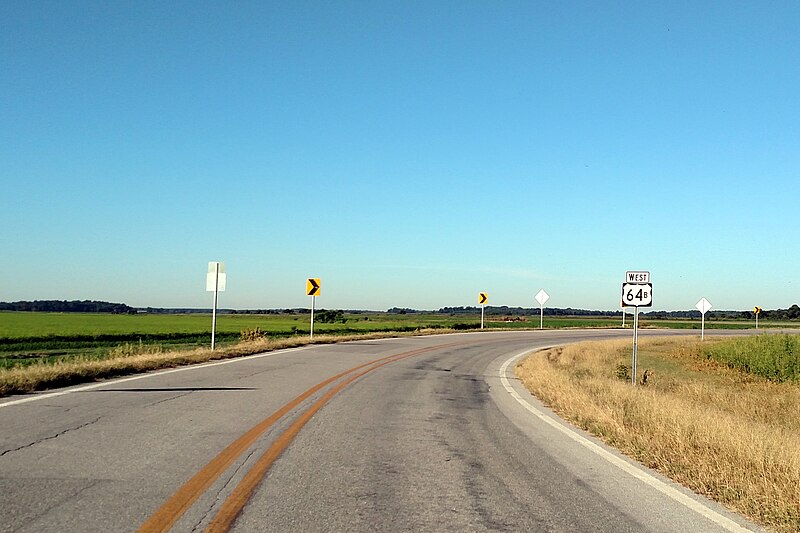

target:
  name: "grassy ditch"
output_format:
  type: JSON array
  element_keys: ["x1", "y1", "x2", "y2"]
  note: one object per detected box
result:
[{"x1": 516, "y1": 336, "x2": 800, "y2": 532}]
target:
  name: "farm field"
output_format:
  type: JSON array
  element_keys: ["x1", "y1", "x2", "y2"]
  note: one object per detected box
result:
[
  {"x1": 1, "y1": 310, "x2": 791, "y2": 337},
  {"x1": 0, "y1": 310, "x2": 794, "y2": 369}
]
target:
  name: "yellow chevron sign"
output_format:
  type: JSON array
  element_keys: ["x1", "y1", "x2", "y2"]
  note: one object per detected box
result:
[
  {"x1": 306, "y1": 278, "x2": 321, "y2": 296},
  {"x1": 478, "y1": 292, "x2": 488, "y2": 305}
]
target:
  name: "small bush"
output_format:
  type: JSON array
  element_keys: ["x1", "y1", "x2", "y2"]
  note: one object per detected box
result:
[
  {"x1": 452, "y1": 323, "x2": 479, "y2": 330},
  {"x1": 108, "y1": 340, "x2": 163, "y2": 358},
  {"x1": 614, "y1": 364, "x2": 630, "y2": 381},
  {"x1": 240, "y1": 327, "x2": 267, "y2": 342}
]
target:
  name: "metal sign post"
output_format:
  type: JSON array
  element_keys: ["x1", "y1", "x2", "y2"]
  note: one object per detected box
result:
[
  {"x1": 206, "y1": 262, "x2": 226, "y2": 350},
  {"x1": 212, "y1": 266, "x2": 218, "y2": 350},
  {"x1": 535, "y1": 289, "x2": 550, "y2": 330},
  {"x1": 696, "y1": 298, "x2": 712, "y2": 341},
  {"x1": 632, "y1": 306, "x2": 639, "y2": 385},
  {"x1": 307, "y1": 278, "x2": 321, "y2": 338},
  {"x1": 622, "y1": 271, "x2": 652, "y2": 386},
  {"x1": 621, "y1": 308, "x2": 625, "y2": 328},
  {"x1": 310, "y1": 295, "x2": 316, "y2": 338},
  {"x1": 478, "y1": 292, "x2": 488, "y2": 329}
]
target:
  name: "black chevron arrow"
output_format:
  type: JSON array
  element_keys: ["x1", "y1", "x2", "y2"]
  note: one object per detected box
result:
[{"x1": 307, "y1": 278, "x2": 320, "y2": 296}]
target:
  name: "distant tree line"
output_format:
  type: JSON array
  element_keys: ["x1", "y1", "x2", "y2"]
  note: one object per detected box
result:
[
  {"x1": 0, "y1": 300, "x2": 136, "y2": 314},
  {"x1": 757, "y1": 304, "x2": 800, "y2": 320},
  {"x1": 436, "y1": 306, "x2": 621, "y2": 316},
  {"x1": 635, "y1": 305, "x2": 799, "y2": 320},
  {"x1": 3, "y1": 301, "x2": 797, "y2": 320},
  {"x1": 433, "y1": 305, "x2": 800, "y2": 320}
]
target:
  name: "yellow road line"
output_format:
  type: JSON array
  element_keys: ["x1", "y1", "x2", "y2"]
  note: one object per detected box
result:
[{"x1": 138, "y1": 343, "x2": 457, "y2": 533}]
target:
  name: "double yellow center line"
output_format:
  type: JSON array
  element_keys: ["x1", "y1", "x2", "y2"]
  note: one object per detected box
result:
[{"x1": 138, "y1": 342, "x2": 459, "y2": 533}]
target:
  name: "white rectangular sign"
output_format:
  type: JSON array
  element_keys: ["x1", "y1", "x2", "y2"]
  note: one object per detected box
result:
[
  {"x1": 206, "y1": 272, "x2": 227, "y2": 292},
  {"x1": 625, "y1": 271, "x2": 650, "y2": 283}
]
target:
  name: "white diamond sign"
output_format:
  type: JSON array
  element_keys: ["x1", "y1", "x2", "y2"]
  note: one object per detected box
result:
[
  {"x1": 696, "y1": 297, "x2": 712, "y2": 315},
  {"x1": 535, "y1": 289, "x2": 550, "y2": 306}
]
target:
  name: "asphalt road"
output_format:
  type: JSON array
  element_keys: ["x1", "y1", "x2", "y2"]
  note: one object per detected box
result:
[{"x1": 0, "y1": 330, "x2": 767, "y2": 532}]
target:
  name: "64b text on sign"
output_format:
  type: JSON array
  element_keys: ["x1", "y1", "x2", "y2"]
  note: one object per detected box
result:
[{"x1": 621, "y1": 283, "x2": 652, "y2": 307}]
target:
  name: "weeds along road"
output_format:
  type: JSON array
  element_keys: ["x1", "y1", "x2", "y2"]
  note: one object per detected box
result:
[{"x1": 0, "y1": 329, "x2": 766, "y2": 533}]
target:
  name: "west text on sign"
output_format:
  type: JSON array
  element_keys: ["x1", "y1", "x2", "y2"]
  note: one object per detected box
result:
[{"x1": 625, "y1": 271, "x2": 650, "y2": 283}]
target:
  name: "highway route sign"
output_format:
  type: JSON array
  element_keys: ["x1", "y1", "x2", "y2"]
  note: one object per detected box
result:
[
  {"x1": 621, "y1": 283, "x2": 652, "y2": 307},
  {"x1": 478, "y1": 292, "x2": 488, "y2": 305},
  {"x1": 306, "y1": 278, "x2": 321, "y2": 296}
]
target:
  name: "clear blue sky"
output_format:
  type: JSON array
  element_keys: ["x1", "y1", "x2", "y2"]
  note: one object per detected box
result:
[{"x1": 2, "y1": 1, "x2": 798, "y2": 311}]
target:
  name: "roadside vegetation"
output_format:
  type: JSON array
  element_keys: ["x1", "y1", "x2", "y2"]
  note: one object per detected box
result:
[
  {"x1": 1, "y1": 310, "x2": 797, "y2": 397},
  {"x1": 0, "y1": 330, "x2": 450, "y2": 396},
  {"x1": 0, "y1": 312, "x2": 634, "y2": 371},
  {"x1": 0, "y1": 312, "x2": 465, "y2": 370},
  {"x1": 704, "y1": 333, "x2": 800, "y2": 382},
  {"x1": 516, "y1": 335, "x2": 800, "y2": 533}
]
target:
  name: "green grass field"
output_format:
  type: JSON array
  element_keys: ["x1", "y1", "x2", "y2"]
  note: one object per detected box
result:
[
  {"x1": 0, "y1": 310, "x2": 794, "y2": 369},
  {"x1": 702, "y1": 334, "x2": 800, "y2": 382},
  {"x1": 0, "y1": 311, "x2": 482, "y2": 368}
]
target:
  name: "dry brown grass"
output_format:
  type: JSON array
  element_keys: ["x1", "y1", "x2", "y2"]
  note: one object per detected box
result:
[
  {"x1": 0, "y1": 329, "x2": 451, "y2": 397},
  {"x1": 516, "y1": 337, "x2": 800, "y2": 532}
]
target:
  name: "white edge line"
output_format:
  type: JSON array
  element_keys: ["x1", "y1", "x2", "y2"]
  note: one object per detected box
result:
[
  {"x1": 499, "y1": 349, "x2": 755, "y2": 533},
  {"x1": 0, "y1": 345, "x2": 314, "y2": 409}
]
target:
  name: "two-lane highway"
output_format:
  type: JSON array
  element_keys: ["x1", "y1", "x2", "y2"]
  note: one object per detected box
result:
[{"x1": 0, "y1": 330, "x2": 765, "y2": 532}]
